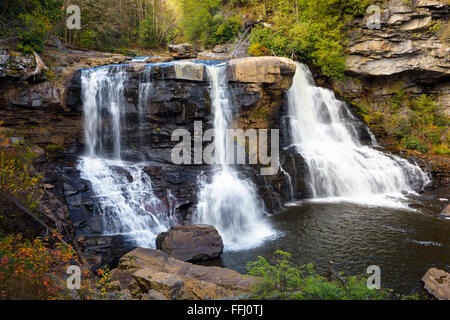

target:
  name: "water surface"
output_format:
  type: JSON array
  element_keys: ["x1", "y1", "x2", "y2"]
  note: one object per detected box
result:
[{"x1": 201, "y1": 200, "x2": 449, "y2": 294}]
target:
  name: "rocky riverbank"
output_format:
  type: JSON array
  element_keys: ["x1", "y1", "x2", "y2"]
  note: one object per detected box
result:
[{"x1": 107, "y1": 247, "x2": 255, "y2": 300}]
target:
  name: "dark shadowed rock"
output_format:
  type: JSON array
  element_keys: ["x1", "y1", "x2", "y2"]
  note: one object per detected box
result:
[{"x1": 156, "y1": 224, "x2": 224, "y2": 261}]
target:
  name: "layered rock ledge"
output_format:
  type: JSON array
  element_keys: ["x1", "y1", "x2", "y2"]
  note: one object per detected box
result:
[
  {"x1": 109, "y1": 248, "x2": 255, "y2": 300},
  {"x1": 336, "y1": 0, "x2": 450, "y2": 115}
]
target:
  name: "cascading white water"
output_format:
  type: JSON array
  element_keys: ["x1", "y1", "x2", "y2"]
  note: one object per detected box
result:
[
  {"x1": 288, "y1": 63, "x2": 429, "y2": 207},
  {"x1": 78, "y1": 65, "x2": 172, "y2": 247},
  {"x1": 194, "y1": 64, "x2": 276, "y2": 250}
]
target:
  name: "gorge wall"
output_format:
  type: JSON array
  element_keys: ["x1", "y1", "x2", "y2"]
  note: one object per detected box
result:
[{"x1": 0, "y1": 52, "x2": 309, "y2": 266}]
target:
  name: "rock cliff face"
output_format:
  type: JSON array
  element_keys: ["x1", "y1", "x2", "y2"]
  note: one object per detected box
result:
[
  {"x1": 63, "y1": 58, "x2": 303, "y2": 266},
  {"x1": 1, "y1": 51, "x2": 303, "y2": 265},
  {"x1": 335, "y1": 0, "x2": 449, "y2": 114}
]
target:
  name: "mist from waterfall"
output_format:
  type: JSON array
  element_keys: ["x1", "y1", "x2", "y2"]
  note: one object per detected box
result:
[
  {"x1": 194, "y1": 64, "x2": 276, "y2": 251},
  {"x1": 287, "y1": 63, "x2": 430, "y2": 207},
  {"x1": 78, "y1": 65, "x2": 172, "y2": 248}
]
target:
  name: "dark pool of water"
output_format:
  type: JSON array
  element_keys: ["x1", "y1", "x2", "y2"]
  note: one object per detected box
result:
[{"x1": 199, "y1": 198, "x2": 450, "y2": 295}]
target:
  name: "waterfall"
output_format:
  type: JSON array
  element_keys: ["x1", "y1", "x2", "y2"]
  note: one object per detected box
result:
[
  {"x1": 78, "y1": 65, "x2": 172, "y2": 247},
  {"x1": 194, "y1": 64, "x2": 276, "y2": 250},
  {"x1": 287, "y1": 63, "x2": 430, "y2": 207}
]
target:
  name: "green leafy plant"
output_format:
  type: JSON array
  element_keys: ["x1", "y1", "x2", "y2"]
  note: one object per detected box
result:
[{"x1": 247, "y1": 250, "x2": 392, "y2": 300}]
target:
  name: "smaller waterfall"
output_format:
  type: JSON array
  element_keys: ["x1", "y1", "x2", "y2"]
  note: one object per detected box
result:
[
  {"x1": 78, "y1": 65, "x2": 172, "y2": 247},
  {"x1": 195, "y1": 64, "x2": 276, "y2": 250},
  {"x1": 288, "y1": 63, "x2": 430, "y2": 207}
]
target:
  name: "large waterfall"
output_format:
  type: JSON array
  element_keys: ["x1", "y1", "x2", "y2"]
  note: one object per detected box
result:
[
  {"x1": 194, "y1": 64, "x2": 276, "y2": 250},
  {"x1": 78, "y1": 65, "x2": 172, "y2": 247},
  {"x1": 287, "y1": 63, "x2": 429, "y2": 207}
]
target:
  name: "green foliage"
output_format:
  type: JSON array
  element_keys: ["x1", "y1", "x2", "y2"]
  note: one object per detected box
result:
[
  {"x1": 210, "y1": 15, "x2": 243, "y2": 46},
  {"x1": 247, "y1": 250, "x2": 391, "y2": 300},
  {"x1": 1, "y1": 0, "x2": 64, "y2": 53},
  {"x1": 0, "y1": 124, "x2": 42, "y2": 210},
  {"x1": 360, "y1": 90, "x2": 449, "y2": 155},
  {"x1": 401, "y1": 136, "x2": 429, "y2": 153},
  {"x1": 177, "y1": 0, "x2": 220, "y2": 42},
  {"x1": 138, "y1": 18, "x2": 158, "y2": 49},
  {"x1": 248, "y1": 43, "x2": 269, "y2": 56},
  {"x1": 16, "y1": 14, "x2": 47, "y2": 54},
  {"x1": 79, "y1": 30, "x2": 98, "y2": 50},
  {"x1": 244, "y1": 0, "x2": 376, "y2": 78}
]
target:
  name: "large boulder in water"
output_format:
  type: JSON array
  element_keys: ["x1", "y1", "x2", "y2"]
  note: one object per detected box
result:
[
  {"x1": 227, "y1": 56, "x2": 297, "y2": 90},
  {"x1": 422, "y1": 268, "x2": 450, "y2": 300},
  {"x1": 155, "y1": 225, "x2": 223, "y2": 261}
]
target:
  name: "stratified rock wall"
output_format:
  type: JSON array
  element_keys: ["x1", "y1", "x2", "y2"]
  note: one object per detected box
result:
[{"x1": 336, "y1": 0, "x2": 449, "y2": 114}]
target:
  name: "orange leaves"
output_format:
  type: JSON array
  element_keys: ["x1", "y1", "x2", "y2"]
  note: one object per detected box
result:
[{"x1": 0, "y1": 234, "x2": 77, "y2": 300}]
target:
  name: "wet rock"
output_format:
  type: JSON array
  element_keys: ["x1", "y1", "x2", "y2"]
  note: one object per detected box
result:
[
  {"x1": 439, "y1": 204, "x2": 450, "y2": 220},
  {"x1": 156, "y1": 225, "x2": 224, "y2": 262},
  {"x1": 422, "y1": 268, "x2": 450, "y2": 300},
  {"x1": 168, "y1": 43, "x2": 196, "y2": 59}
]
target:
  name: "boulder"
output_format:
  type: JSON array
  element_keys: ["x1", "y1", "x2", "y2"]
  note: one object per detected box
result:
[
  {"x1": 132, "y1": 269, "x2": 234, "y2": 300},
  {"x1": 0, "y1": 50, "x2": 47, "y2": 81},
  {"x1": 115, "y1": 248, "x2": 254, "y2": 298},
  {"x1": 145, "y1": 56, "x2": 173, "y2": 63},
  {"x1": 168, "y1": 43, "x2": 196, "y2": 59},
  {"x1": 171, "y1": 61, "x2": 207, "y2": 82},
  {"x1": 142, "y1": 289, "x2": 168, "y2": 300},
  {"x1": 227, "y1": 56, "x2": 297, "y2": 90},
  {"x1": 156, "y1": 224, "x2": 224, "y2": 261},
  {"x1": 197, "y1": 51, "x2": 229, "y2": 61},
  {"x1": 213, "y1": 43, "x2": 234, "y2": 54},
  {"x1": 438, "y1": 204, "x2": 450, "y2": 220},
  {"x1": 422, "y1": 268, "x2": 450, "y2": 300},
  {"x1": 133, "y1": 269, "x2": 184, "y2": 300}
]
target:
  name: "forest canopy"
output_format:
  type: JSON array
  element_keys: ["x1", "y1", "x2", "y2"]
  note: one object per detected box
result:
[{"x1": 0, "y1": 0, "x2": 378, "y2": 78}]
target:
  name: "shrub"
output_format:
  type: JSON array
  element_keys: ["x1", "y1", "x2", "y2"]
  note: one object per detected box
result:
[
  {"x1": 0, "y1": 234, "x2": 77, "y2": 299},
  {"x1": 79, "y1": 29, "x2": 98, "y2": 50},
  {"x1": 247, "y1": 250, "x2": 391, "y2": 300},
  {"x1": 245, "y1": 0, "x2": 376, "y2": 78},
  {"x1": 16, "y1": 14, "x2": 48, "y2": 54},
  {"x1": 248, "y1": 43, "x2": 269, "y2": 56},
  {"x1": 401, "y1": 136, "x2": 429, "y2": 153},
  {"x1": 361, "y1": 90, "x2": 449, "y2": 155},
  {"x1": 0, "y1": 124, "x2": 42, "y2": 210},
  {"x1": 212, "y1": 16, "x2": 242, "y2": 45}
]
